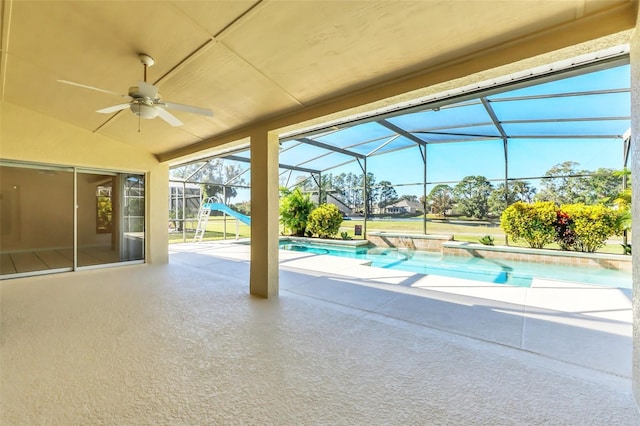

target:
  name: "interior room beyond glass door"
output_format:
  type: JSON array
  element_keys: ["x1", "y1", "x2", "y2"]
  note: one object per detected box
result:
[{"x1": 76, "y1": 171, "x2": 145, "y2": 268}]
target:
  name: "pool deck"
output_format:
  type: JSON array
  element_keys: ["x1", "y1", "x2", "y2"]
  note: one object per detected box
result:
[{"x1": 170, "y1": 241, "x2": 633, "y2": 381}]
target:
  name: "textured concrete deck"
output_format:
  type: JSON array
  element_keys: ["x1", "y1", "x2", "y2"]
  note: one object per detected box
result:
[
  {"x1": 172, "y1": 242, "x2": 634, "y2": 378},
  {"x1": 1, "y1": 241, "x2": 638, "y2": 424}
]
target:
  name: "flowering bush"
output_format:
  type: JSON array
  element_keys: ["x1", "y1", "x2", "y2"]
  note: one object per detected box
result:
[
  {"x1": 554, "y1": 210, "x2": 576, "y2": 250},
  {"x1": 502, "y1": 201, "x2": 623, "y2": 252}
]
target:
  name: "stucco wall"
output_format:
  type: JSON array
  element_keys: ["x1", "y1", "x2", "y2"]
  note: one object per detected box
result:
[{"x1": 0, "y1": 102, "x2": 168, "y2": 264}]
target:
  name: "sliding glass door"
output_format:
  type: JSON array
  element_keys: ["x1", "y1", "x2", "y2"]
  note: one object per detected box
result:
[
  {"x1": 0, "y1": 162, "x2": 145, "y2": 278},
  {"x1": 0, "y1": 164, "x2": 74, "y2": 275}
]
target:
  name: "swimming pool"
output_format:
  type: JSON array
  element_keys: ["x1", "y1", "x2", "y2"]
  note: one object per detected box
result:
[{"x1": 279, "y1": 241, "x2": 632, "y2": 288}]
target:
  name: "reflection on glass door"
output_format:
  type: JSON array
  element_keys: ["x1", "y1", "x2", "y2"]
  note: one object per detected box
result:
[
  {"x1": 0, "y1": 163, "x2": 74, "y2": 276},
  {"x1": 77, "y1": 171, "x2": 119, "y2": 267},
  {"x1": 76, "y1": 171, "x2": 145, "y2": 267}
]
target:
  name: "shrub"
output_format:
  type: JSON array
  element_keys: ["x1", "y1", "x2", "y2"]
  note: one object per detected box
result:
[
  {"x1": 279, "y1": 187, "x2": 315, "y2": 237},
  {"x1": 554, "y1": 210, "x2": 576, "y2": 250},
  {"x1": 559, "y1": 203, "x2": 621, "y2": 252},
  {"x1": 307, "y1": 204, "x2": 343, "y2": 238},
  {"x1": 479, "y1": 235, "x2": 494, "y2": 246},
  {"x1": 500, "y1": 201, "x2": 557, "y2": 249}
]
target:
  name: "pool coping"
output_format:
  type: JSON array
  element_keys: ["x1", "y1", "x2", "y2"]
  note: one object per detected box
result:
[
  {"x1": 367, "y1": 231, "x2": 452, "y2": 241},
  {"x1": 442, "y1": 240, "x2": 631, "y2": 261},
  {"x1": 280, "y1": 236, "x2": 370, "y2": 247}
]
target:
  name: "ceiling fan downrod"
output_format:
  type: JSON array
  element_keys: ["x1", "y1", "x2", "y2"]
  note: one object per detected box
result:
[{"x1": 139, "y1": 53, "x2": 155, "y2": 83}]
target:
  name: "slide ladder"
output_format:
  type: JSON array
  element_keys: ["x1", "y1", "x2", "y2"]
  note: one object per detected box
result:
[{"x1": 192, "y1": 200, "x2": 213, "y2": 243}]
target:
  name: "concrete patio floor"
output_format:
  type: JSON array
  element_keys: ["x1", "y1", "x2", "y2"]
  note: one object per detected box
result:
[{"x1": 1, "y1": 241, "x2": 638, "y2": 424}]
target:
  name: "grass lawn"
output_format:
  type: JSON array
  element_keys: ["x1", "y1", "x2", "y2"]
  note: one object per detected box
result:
[
  {"x1": 169, "y1": 217, "x2": 251, "y2": 243},
  {"x1": 338, "y1": 218, "x2": 628, "y2": 255},
  {"x1": 169, "y1": 215, "x2": 629, "y2": 255}
]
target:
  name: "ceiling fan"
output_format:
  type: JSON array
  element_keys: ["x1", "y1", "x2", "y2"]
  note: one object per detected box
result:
[{"x1": 58, "y1": 53, "x2": 213, "y2": 127}]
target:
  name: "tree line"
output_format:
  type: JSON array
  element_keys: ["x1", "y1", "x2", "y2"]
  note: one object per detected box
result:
[
  {"x1": 296, "y1": 171, "x2": 416, "y2": 215},
  {"x1": 170, "y1": 159, "x2": 247, "y2": 206},
  {"x1": 171, "y1": 159, "x2": 626, "y2": 221},
  {"x1": 296, "y1": 161, "x2": 626, "y2": 219}
]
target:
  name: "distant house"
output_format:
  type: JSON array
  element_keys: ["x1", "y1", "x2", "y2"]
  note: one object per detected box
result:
[
  {"x1": 384, "y1": 199, "x2": 422, "y2": 215},
  {"x1": 309, "y1": 191, "x2": 355, "y2": 216},
  {"x1": 326, "y1": 193, "x2": 355, "y2": 216}
]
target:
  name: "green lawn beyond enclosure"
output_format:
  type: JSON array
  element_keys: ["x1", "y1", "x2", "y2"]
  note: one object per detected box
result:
[{"x1": 169, "y1": 215, "x2": 628, "y2": 255}]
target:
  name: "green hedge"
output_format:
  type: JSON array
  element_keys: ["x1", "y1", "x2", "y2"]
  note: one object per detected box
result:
[
  {"x1": 500, "y1": 201, "x2": 557, "y2": 249},
  {"x1": 279, "y1": 187, "x2": 315, "y2": 237},
  {"x1": 307, "y1": 204, "x2": 343, "y2": 238},
  {"x1": 559, "y1": 204, "x2": 621, "y2": 252}
]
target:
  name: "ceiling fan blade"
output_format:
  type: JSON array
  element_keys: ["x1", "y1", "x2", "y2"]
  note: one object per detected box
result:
[
  {"x1": 97, "y1": 103, "x2": 131, "y2": 114},
  {"x1": 163, "y1": 101, "x2": 213, "y2": 117},
  {"x1": 57, "y1": 80, "x2": 128, "y2": 98},
  {"x1": 155, "y1": 107, "x2": 183, "y2": 127},
  {"x1": 138, "y1": 81, "x2": 158, "y2": 99}
]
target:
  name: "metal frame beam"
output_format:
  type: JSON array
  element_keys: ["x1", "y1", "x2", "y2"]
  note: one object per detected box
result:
[
  {"x1": 298, "y1": 137, "x2": 366, "y2": 160},
  {"x1": 223, "y1": 154, "x2": 320, "y2": 175},
  {"x1": 489, "y1": 88, "x2": 629, "y2": 102},
  {"x1": 377, "y1": 119, "x2": 427, "y2": 147}
]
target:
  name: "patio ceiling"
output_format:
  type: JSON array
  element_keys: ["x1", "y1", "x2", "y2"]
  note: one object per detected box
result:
[{"x1": 1, "y1": 1, "x2": 636, "y2": 160}]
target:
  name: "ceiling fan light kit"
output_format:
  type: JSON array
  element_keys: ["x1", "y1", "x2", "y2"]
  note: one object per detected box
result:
[
  {"x1": 57, "y1": 53, "x2": 213, "y2": 127},
  {"x1": 130, "y1": 103, "x2": 158, "y2": 119}
]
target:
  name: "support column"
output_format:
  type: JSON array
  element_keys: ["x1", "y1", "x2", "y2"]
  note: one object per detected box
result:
[
  {"x1": 250, "y1": 130, "x2": 280, "y2": 298},
  {"x1": 182, "y1": 181, "x2": 187, "y2": 243},
  {"x1": 363, "y1": 158, "x2": 368, "y2": 239},
  {"x1": 421, "y1": 144, "x2": 427, "y2": 235},
  {"x1": 223, "y1": 185, "x2": 227, "y2": 240},
  {"x1": 503, "y1": 139, "x2": 509, "y2": 246},
  {"x1": 630, "y1": 18, "x2": 640, "y2": 408}
]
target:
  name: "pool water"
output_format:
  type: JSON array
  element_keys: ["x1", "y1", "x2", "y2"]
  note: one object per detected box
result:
[{"x1": 279, "y1": 241, "x2": 632, "y2": 288}]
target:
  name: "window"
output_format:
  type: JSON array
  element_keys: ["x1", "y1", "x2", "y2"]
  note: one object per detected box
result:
[{"x1": 96, "y1": 183, "x2": 113, "y2": 233}]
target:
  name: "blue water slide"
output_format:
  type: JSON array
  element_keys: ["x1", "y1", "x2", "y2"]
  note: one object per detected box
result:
[{"x1": 202, "y1": 202, "x2": 251, "y2": 225}]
